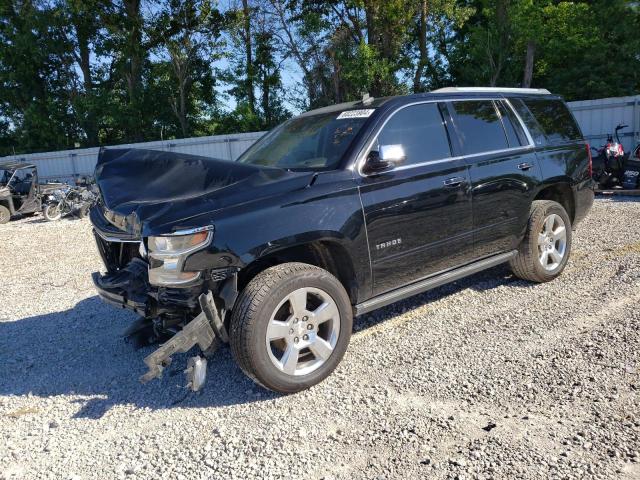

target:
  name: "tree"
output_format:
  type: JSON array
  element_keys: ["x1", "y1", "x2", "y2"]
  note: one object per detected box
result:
[
  {"x1": 151, "y1": 0, "x2": 224, "y2": 137},
  {"x1": 0, "y1": 0, "x2": 79, "y2": 154}
]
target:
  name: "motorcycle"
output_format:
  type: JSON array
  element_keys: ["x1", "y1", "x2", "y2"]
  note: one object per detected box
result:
[
  {"x1": 591, "y1": 123, "x2": 628, "y2": 189},
  {"x1": 43, "y1": 186, "x2": 97, "y2": 221}
]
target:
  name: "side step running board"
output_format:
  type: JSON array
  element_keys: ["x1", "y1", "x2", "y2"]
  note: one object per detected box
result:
[{"x1": 354, "y1": 250, "x2": 517, "y2": 316}]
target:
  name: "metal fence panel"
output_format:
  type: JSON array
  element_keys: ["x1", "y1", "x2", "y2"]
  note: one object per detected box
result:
[
  {"x1": 0, "y1": 132, "x2": 265, "y2": 182},
  {"x1": 568, "y1": 95, "x2": 640, "y2": 152}
]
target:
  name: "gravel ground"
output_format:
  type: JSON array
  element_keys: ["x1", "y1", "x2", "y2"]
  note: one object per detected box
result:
[{"x1": 0, "y1": 198, "x2": 639, "y2": 480}]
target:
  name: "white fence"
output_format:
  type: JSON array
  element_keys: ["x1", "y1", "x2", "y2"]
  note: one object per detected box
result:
[
  {"x1": 568, "y1": 95, "x2": 640, "y2": 152},
  {"x1": 1, "y1": 94, "x2": 639, "y2": 182},
  {"x1": 0, "y1": 131, "x2": 266, "y2": 182}
]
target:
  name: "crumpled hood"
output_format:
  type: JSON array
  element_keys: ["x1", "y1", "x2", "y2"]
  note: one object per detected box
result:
[{"x1": 94, "y1": 148, "x2": 314, "y2": 236}]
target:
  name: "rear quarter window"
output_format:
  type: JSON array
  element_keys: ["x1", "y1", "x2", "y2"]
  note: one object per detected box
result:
[{"x1": 521, "y1": 98, "x2": 582, "y2": 144}]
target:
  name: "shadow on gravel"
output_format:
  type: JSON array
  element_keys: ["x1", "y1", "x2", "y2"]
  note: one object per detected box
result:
[
  {"x1": 0, "y1": 296, "x2": 275, "y2": 419},
  {"x1": 1, "y1": 265, "x2": 535, "y2": 418},
  {"x1": 22, "y1": 215, "x2": 84, "y2": 225},
  {"x1": 354, "y1": 264, "x2": 534, "y2": 332}
]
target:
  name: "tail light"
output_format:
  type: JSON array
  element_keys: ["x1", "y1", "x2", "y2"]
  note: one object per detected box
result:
[{"x1": 586, "y1": 143, "x2": 593, "y2": 178}]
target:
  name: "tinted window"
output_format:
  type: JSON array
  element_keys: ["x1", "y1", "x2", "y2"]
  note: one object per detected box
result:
[
  {"x1": 497, "y1": 101, "x2": 528, "y2": 147},
  {"x1": 522, "y1": 98, "x2": 582, "y2": 143},
  {"x1": 510, "y1": 98, "x2": 546, "y2": 146},
  {"x1": 451, "y1": 101, "x2": 508, "y2": 155},
  {"x1": 238, "y1": 111, "x2": 370, "y2": 170},
  {"x1": 377, "y1": 103, "x2": 451, "y2": 165}
]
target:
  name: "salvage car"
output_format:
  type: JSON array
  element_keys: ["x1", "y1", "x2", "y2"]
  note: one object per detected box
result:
[{"x1": 91, "y1": 87, "x2": 594, "y2": 393}]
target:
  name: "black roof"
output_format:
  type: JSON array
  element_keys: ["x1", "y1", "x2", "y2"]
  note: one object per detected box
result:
[{"x1": 0, "y1": 161, "x2": 36, "y2": 170}]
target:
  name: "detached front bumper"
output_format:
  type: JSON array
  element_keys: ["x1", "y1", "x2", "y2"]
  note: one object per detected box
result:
[{"x1": 92, "y1": 259, "x2": 150, "y2": 316}]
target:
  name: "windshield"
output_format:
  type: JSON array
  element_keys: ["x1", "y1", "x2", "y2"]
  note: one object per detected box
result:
[{"x1": 237, "y1": 110, "x2": 373, "y2": 170}]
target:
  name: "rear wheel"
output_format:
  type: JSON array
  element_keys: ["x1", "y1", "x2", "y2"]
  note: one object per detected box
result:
[
  {"x1": 510, "y1": 200, "x2": 572, "y2": 283},
  {"x1": 230, "y1": 262, "x2": 352, "y2": 393},
  {"x1": 0, "y1": 205, "x2": 9, "y2": 224},
  {"x1": 43, "y1": 203, "x2": 62, "y2": 221}
]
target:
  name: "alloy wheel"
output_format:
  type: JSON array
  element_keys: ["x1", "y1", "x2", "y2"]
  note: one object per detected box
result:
[
  {"x1": 265, "y1": 287, "x2": 340, "y2": 376},
  {"x1": 537, "y1": 213, "x2": 567, "y2": 271}
]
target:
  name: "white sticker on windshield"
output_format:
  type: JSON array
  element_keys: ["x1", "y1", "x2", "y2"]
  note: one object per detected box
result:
[{"x1": 337, "y1": 109, "x2": 374, "y2": 120}]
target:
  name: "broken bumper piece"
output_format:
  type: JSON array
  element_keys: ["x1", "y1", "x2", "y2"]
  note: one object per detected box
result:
[
  {"x1": 93, "y1": 261, "x2": 231, "y2": 391},
  {"x1": 139, "y1": 310, "x2": 216, "y2": 384},
  {"x1": 139, "y1": 293, "x2": 228, "y2": 388}
]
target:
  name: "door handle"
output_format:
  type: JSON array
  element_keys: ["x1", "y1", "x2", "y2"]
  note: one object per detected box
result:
[
  {"x1": 518, "y1": 162, "x2": 533, "y2": 171},
  {"x1": 443, "y1": 177, "x2": 465, "y2": 188}
]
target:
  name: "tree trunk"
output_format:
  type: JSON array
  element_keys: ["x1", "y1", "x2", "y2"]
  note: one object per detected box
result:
[
  {"x1": 261, "y1": 73, "x2": 270, "y2": 127},
  {"x1": 522, "y1": 40, "x2": 536, "y2": 88},
  {"x1": 242, "y1": 0, "x2": 255, "y2": 114},
  {"x1": 329, "y1": 49, "x2": 341, "y2": 103},
  {"x1": 122, "y1": 0, "x2": 143, "y2": 141},
  {"x1": 179, "y1": 86, "x2": 188, "y2": 138},
  {"x1": 488, "y1": 0, "x2": 509, "y2": 87},
  {"x1": 412, "y1": 0, "x2": 429, "y2": 93},
  {"x1": 123, "y1": 0, "x2": 142, "y2": 103},
  {"x1": 75, "y1": 24, "x2": 98, "y2": 146}
]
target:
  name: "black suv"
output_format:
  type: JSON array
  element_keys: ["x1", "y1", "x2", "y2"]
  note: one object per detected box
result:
[{"x1": 91, "y1": 87, "x2": 594, "y2": 393}]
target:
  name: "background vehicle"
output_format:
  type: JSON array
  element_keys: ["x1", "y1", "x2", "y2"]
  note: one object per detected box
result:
[
  {"x1": 591, "y1": 123, "x2": 629, "y2": 188},
  {"x1": 0, "y1": 162, "x2": 41, "y2": 224},
  {"x1": 90, "y1": 87, "x2": 594, "y2": 394},
  {"x1": 44, "y1": 186, "x2": 97, "y2": 221}
]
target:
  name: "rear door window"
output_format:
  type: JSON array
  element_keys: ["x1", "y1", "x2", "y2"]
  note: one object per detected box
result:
[
  {"x1": 510, "y1": 98, "x2": 546, "y2": 146},
  {"x1": 450, "y1": 101, "x2": 509, "y2": 155},
  {"x1": 496, "y1": 101, "x2": 528, "y2": 147},
  {"x1": 522, "y1": 98, "x2": 582, "y2": 144},
  {"x1": 377, "y1": 103, "x2": 452, "y2": 166}
]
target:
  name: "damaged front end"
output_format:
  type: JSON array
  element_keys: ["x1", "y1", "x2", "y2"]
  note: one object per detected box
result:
[
  {"x1": 88, "y1": 148, "x2": 253, "y2": 390},
  {"x1": 91, "y1": 220, "x2": 236, "y2": 390},
  {"x1": 90, "y1": 148, "x2": 312, "y2": 391}
]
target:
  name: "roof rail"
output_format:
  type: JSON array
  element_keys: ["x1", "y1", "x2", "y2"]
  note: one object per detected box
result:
[{"x1": 433, "y1": 87, "x2": 551, "y2": 95}]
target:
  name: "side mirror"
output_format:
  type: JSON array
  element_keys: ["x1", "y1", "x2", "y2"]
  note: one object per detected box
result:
[{"x1": 363, "y1": 144, "x2": 406, "y2": 174}]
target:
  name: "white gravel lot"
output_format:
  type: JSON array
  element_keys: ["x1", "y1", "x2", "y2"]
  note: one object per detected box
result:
[{"x1": 0, "y1": 198, "x2": 639, "y2": 480}]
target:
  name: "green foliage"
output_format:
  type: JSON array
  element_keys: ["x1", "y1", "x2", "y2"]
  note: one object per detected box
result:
[
  {"x1": 450, "y1": 0, "x2": 640, "y2": 100},
  {"x1": 0, "y1": 0, "x2": 638, "y2": 155}
]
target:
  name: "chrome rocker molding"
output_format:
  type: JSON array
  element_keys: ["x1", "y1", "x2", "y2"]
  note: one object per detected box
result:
[{"x1": 354, "y1": 250, "x2": 518, "y2": 316}]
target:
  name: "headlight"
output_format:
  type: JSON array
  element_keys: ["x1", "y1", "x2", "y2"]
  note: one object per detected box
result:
[
  {"x1": 148, "y1": 231, "x2": 209, "y2": 254},
  {"x1": 147, "y1": 228, "x2": 213, "y2": 286}
]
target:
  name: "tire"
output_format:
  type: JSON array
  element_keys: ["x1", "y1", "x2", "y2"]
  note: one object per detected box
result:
[
  {"x1": 0, "y1": 205, "x2": 9, "y2": 224},
  {"x1": 510, "y1": 200, "x2": 572, "y2": 283},
  {"x1": 43, "y1": 203, "x2": 62, "y2": 221},
  {"x1": 230, "y1": 262, "x2": 353, "y2": 393}
]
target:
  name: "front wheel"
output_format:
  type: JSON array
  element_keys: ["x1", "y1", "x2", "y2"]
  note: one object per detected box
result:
[
  {"x1": 43, "y1": 202, "x2": 62, "y2": 221},
  {"x1": 230, "y1": 263, "x2": 353, "y2": 393},
  {"x1": 510, "y1": 200, "x2": 572, "y2": 283}
]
